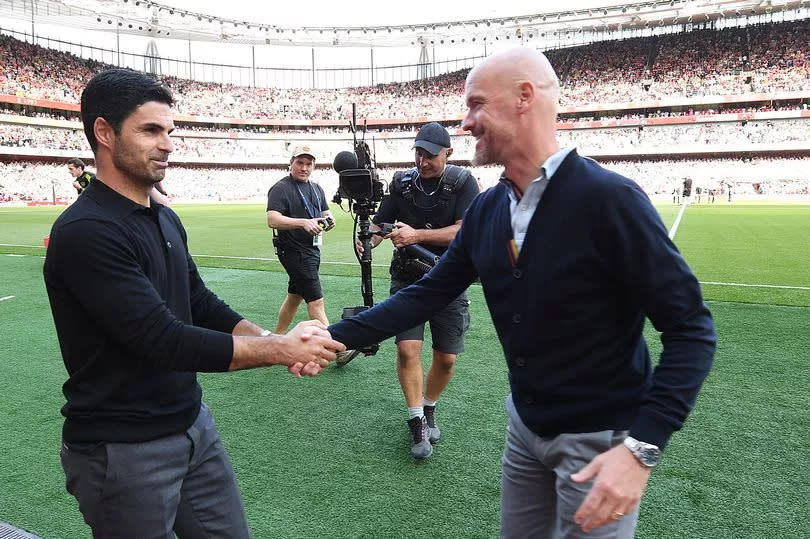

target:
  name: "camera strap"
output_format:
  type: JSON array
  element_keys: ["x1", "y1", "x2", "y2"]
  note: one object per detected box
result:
[{"x1": 398, "y1": 166, "x2": 468, "y2": 207}]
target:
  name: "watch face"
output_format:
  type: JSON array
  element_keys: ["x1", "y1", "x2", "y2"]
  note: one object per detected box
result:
[{"x1": 640, "y1": 446, "x2": 661, "y2": 466}]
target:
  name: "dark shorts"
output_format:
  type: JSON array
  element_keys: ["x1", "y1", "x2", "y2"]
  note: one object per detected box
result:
[
  {"x1": 278, "y1": 247, "x2": 323, "y2": 302},
  {"x1": 390, "y1": 278, "x2": 470, "y2": 354}
]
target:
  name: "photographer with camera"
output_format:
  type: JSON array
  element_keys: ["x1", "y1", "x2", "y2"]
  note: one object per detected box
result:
[
  {"x1": 267, "y1": 146, "x2": 354, "y2": 366},
  {"x1": 354, "y1": 122, "x2": 479, "y2": 459}
]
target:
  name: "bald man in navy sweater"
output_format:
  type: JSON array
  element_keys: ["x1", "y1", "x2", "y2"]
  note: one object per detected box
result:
[{"x1": 328, "y1": 49, "x2": 716, "y2": 538}]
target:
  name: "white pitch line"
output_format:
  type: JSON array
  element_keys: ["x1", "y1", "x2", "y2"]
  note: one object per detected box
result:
[
  {"x1": 700, "y1": 281, "x2": 810, "y2": 291},
  {"x1": 2, "y1": 245, "x2": 806, "y2": 291},
  {"x1": 6, "y1": 254, "x2": 24, "y2": 257},
  {"x1": 0, "y1": 246, "x2": 385, "y2": 267},
  {"x1": 0, "y1": 295, "x2": 15, "y2": 301},
  {"x1": 668, "y1": 202, "x2": 688, "y2": 240},
  {"x1": 190, "y1": 253, "x2": 388, "y2": 267}
]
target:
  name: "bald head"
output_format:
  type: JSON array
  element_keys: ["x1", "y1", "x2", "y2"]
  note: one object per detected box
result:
[
  {"x1": 468, "y1": 48, "x2": 559, "y2": 103},
  {"x1": 462, "y1": 48, "x2": 561, "y2": 182}
]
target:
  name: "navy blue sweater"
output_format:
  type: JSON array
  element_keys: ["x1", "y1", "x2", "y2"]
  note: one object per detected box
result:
[{"x1": 329, "y1": 150, "x2": 716, "y2": 449}]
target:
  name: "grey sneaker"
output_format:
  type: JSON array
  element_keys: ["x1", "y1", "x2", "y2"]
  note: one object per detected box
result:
[
  {"x1": 423, "y1": 405, "x2": 441, "y2": 444},
  {"x1": 407, "y1": 416, "x2": 433, "y2": 459},
  {"x1": 335, "y1": 349, "x2": 361, "y2": 367}
]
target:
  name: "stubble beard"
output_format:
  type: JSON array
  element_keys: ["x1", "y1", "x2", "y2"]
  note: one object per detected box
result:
[
  {"x1": 472, "y1": 127, "x2": 512, "y2": 167},
  {"x1": 113, "y1": 142, "x2": 164, "y2": 186}
]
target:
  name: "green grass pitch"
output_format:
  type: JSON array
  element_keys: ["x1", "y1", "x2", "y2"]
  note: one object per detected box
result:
[{"x1": 0, "y1": 202, "x2": 807, "y2": 538}]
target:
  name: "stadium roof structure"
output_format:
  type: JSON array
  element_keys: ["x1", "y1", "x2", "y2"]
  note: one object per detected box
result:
[{"x1": 2, "y1": 0, "x2": 806, "y2": 46}]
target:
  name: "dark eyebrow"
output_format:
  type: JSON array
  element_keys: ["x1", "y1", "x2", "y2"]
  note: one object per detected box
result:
[{"x1": 141, "y1": 122, "x2": 174, "y2": 134}]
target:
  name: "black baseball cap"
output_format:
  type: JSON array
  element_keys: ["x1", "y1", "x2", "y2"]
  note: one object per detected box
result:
[{"x1": 413, "y1": 122, "x2": 451, "y2": 156}]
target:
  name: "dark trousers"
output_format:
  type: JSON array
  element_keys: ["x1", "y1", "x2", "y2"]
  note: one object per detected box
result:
[{"x1": 60, "y1": 403, "x2": 250, "y2": 538}]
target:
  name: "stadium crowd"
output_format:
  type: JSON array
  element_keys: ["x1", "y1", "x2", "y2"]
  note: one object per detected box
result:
[
  {"x1": 1, "y1": 18, "x2": 807, "y2": 207},
  {"x1": 2, "y1": 119, "x2": 808, "y2": 161},
  {"x1": 2, "y1": 158, "x2": 807, "y2": 205},
  {"x1": 2, "y1": 19, "x2": 807, "y2": 119}
]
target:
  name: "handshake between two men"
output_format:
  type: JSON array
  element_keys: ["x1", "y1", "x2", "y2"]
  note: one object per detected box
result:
[
  {"x1": 248, "y1": 222, "x2": 432, "y2": 378},
  {"x1": 231, "y1": 319, "x2": 353, "y2": 378}
]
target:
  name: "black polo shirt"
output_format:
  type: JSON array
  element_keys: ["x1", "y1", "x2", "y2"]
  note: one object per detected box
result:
[
  {"x1": 267, "y1": 175, "x2": 326, "y2": 252},
  {"x1": 44, "y1": 179, "x2": 243, "y2": 444}
]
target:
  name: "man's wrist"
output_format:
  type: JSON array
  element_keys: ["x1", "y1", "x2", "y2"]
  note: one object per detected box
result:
[{"x1": 623, "y1": 436, "x2": 661, "y2": 468}]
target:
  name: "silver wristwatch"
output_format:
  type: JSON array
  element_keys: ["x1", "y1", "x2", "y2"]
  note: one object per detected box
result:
[{"x1": 623, "y1": 436, "x2": 661, "y2": 467}]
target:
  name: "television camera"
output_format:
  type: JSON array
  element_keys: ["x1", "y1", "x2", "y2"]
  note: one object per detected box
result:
[{"x1": 331, "y1": 105, "x2": 386, "y2": 355}]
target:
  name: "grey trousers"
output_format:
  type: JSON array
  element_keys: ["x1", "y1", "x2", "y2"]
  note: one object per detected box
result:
[
  {"x1": 501, "y1": 395, "x2": 639, "y2": 539},
  {"x1": 60, "y1": 403, "x2": 250, "y2": 539}
]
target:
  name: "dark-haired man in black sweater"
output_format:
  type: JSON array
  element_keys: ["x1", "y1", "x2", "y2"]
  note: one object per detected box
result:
[
  {"x1": 44, "y1": 69, "x2": 343, "y2": 538},
  {"x1": 328, "y1": 49, "x2": 715, "y2": 538}
]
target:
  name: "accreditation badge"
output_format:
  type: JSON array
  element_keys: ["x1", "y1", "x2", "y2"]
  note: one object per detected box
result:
[{"x1": 313, "y1": 233, "x2": 323, "y2": 247}]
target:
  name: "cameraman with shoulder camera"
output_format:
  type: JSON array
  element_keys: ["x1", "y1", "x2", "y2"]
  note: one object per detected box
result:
[{"x1": 355, "y1": 122, "x2": 479, "y2": 459}]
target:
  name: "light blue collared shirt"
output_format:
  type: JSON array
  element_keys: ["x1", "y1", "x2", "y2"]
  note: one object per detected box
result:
[{"x1": 502, "y1": 146, "x2": 575, "y2": 252}]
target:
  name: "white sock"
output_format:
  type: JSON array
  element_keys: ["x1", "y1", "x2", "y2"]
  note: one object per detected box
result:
[
  {"x1": 423, "y1": 399, "x2": 437, "y2": 408},
  {"x1": 408, "y1": 406, "x2": 424, "y2": 420}
]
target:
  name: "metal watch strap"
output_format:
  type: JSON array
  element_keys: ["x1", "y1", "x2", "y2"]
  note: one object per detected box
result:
[{"x1": 623, "y1": 436, "x2": 661, "y2": 468}]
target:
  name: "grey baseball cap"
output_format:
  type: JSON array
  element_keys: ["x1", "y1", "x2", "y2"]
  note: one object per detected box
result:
[{"x1": 413, "y1": 122, "x2": 451, "y2": 156}]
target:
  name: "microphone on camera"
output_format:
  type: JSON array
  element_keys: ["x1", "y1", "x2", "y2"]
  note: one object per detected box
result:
[{"x1": 333, "y1": 151, "x2": 358, "y2": 173}]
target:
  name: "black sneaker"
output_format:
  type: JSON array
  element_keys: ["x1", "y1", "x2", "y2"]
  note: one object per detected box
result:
[
  {"x1": 423, "y1": 405, "x2": 441, "y2": 444},
  {"x1": 406, "y1": 416, "x2": 433, "y2": 459}
]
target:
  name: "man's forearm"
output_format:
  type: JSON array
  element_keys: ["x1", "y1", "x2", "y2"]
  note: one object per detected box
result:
[
  {"x1": 232, "y1": 318, "x2": 268, "y2": 337},
  {"x1": 416, "y1": 222, "x2": 461, "y2": 247},
  {"x1": 230, "y1": 333, "x2": 286, "y2": 371},
  {"x1": 267, "y1": 211, "x2": 305, "y2": 230}
]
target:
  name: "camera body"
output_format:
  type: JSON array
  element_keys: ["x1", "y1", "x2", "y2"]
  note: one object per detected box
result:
[
  {"x1": 318, "y1": 215, "x2": 335, "y2": 232},
  {"x1": 333, "y1": 150, "x2": 385, "y2": 213}
]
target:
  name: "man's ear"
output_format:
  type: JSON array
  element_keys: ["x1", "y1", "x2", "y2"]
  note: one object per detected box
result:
[
  {"x1": 517, "y1": 80, "x2": 535, "y2": 112},
  {"x1": 94, "y1": 117, "x2": 115, "y2": 152},
  {"x1": 445, "y1": 148, "x2": 454, "y2": 158}
]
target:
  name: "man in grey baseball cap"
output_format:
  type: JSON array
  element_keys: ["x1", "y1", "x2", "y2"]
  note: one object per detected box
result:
[
  {"x1": 350, "y1": 121, "x2": 480, "y2": 459},
  {"x1": 413, "y1": 122, "x2": 453, "y2": 156}
]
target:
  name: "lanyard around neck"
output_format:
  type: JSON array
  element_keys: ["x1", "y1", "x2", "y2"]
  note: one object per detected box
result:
[{"x1": 295, "y1": 181, "x2": 321, "y2": 218}]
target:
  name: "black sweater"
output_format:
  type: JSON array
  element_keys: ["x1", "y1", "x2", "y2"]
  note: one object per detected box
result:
[
  {"x1": 44, "y1": 180, "x2": 241, "y2": 444},
  {"x1": 330, "y1": 150, "x2": 716, "y2": 449}
]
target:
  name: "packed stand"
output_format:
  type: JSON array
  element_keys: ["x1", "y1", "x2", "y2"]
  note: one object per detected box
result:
[
  {"x1": 2, "y1": 20, "x2": 809, "y2": 120},
  {"x1": 748, "y1": 19, "x2": 810, "y2": 93},
  {"x1": 3, "y1": 118, "x2": 808, "y2": 163},
  {"x1": 2, "y1": 158, "x2": 807, "y2": 206},
  {"x1": 546, "y1": 38, "x2": 652, "y2": 105}
]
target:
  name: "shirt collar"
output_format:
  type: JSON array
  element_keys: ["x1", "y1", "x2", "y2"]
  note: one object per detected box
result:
[
  {"x1": 83, "y1": 177, "x2": 160, "y2": 218},
  {"x1": 541, "y1": 146, "x2": 576, "y2": 180},
  {"x1": 498, "y1": 146, "x2": 576, "y2": 200}
]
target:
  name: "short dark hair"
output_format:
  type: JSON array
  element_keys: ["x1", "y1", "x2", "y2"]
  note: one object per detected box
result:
[
  {"x1": 67, "y1": 157, "x2": 85, "y2": 169},
  {"x1": 80, "y1": 68, "x2": 174, "y2": 153}
]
